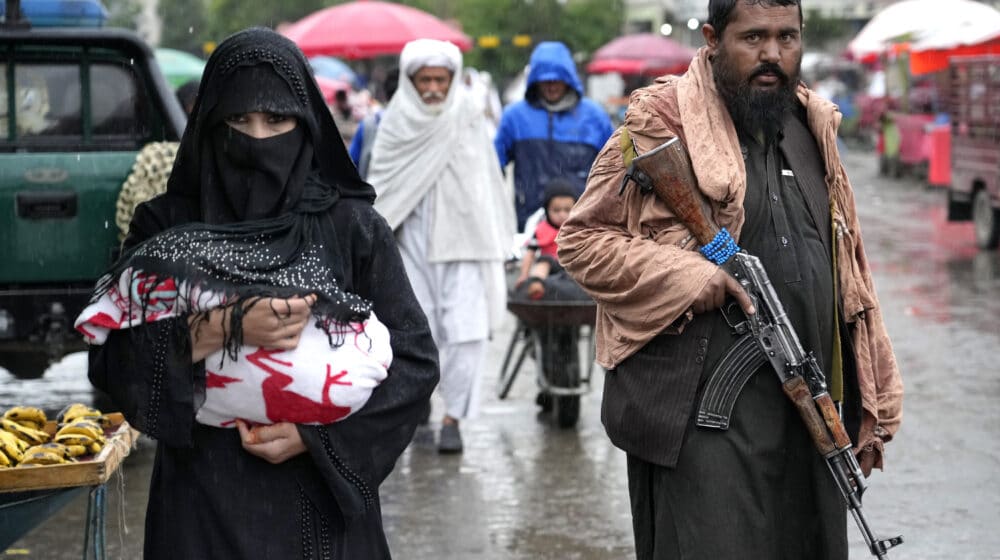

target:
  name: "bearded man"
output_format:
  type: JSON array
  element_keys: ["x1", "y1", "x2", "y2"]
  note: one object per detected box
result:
[
  {"x1": 367, "y1": 39, "x2": 514, "y2": 454},
  {"x1": 556, "y1": 1, "x2": 903, "y2": 558}
]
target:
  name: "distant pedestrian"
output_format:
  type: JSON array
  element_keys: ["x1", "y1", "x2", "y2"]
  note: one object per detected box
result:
[
  {"x1": 175, "y1": 78, "x2": 199, "y2": 116},
  {"x1": 367, "y1": 39, "x2": 515, "y2": 453},
  {"x1": 349, "y1": 67, "x2": 399, "y2": 179},
  {"x1": 331, "y1": 88, "x2": 359, "y2": 145},
  {"x1": 494, "y1": 41, "x2": 614, "y2": 230}
]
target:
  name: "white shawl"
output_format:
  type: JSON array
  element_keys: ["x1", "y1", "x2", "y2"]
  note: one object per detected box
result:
[{"x1": 367, "y1": 40, "x2": 514, "y2": 264}]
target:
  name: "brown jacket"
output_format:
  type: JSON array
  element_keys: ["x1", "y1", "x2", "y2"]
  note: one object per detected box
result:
[{"x1": 557, "y1": 48, "x2": 902, "y2": 466}]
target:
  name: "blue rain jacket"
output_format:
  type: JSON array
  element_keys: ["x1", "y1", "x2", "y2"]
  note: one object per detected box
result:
[{"x1": 494, "y1": 42, "x2": 614, "y2": 230}]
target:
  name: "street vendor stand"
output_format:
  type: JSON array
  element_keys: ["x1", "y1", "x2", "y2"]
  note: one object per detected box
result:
[{"x1": 0, "y1": 413, "x2": 139, "y2": 559}]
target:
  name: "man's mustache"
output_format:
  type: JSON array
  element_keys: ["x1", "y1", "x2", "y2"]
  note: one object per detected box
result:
[
  {"x1": 421, "y1": 90, "x2": 446, "y2": 101},
  {"x1": 750, "y1": 63, "x2": 788, "y2": 83}
]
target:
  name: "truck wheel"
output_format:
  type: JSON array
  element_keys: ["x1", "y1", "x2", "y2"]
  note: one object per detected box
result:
[
  {"x1": 972, "y1": 189, "x2": 1000, "y2": 249},
  {"x1": 947, "y1": 189, "x2": 972, "y2": 221},
  {"x1": 0, "y1": 351, "x2": 52, "y2": 380}
]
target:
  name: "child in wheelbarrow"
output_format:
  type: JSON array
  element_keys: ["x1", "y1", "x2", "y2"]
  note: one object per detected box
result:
[
  {"x1": 512, "y1": 179, "x2": 590, "y2": 415},
  {"x1": 514, "y1": 179, "x2": 588, "y2": 302}
]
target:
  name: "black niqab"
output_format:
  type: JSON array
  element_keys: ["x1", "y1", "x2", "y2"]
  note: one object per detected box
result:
[{"x1": 93, "y1": 28, "x2": 378, "y2": 358}]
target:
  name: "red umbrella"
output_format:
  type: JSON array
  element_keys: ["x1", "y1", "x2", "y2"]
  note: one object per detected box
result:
[
  {"x1": 587, "y1": 33, "x2": 696, "y2": 77},
  {"x1": 282, "y1": 0, "x2": 472, "y2": 59}
]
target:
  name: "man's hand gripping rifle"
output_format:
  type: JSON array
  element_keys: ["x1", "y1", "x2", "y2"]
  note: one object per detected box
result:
[{"x1": 625, "y1": 137, "x2": 903, "y2": 559}]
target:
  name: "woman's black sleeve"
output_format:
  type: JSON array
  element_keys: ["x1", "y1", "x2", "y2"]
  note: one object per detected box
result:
[{"x1": 87, "y1": 198, "x2": 204, "y2": 448}]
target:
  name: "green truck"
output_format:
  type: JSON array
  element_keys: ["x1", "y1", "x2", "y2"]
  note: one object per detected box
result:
[{"x1": 1, "y1": 5, "x2": 186, "y2": 377}]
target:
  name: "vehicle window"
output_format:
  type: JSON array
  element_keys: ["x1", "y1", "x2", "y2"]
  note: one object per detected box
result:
[
  {"x1": 0, "y1": 60, "x2": 149, "y2": 148},
  {"x1": 91, "y1": 63, "x2": 148, "y2": 138},
  {"x1": 0, "y1": 62, "x2": 81, "y2": 139}
]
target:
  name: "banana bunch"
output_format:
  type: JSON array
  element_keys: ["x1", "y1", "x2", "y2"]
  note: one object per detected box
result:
[
  {"x1": 53, "y1": 419, "x2": 106, "y2": 455},
  {"x1": 0, "y1": 403, "x2": 110, "y2": 468},
  {"x1": 1, "y1": 406, "x2": 52, "y2": 468}
]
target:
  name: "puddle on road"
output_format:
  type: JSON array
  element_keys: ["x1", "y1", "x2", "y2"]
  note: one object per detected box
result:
[{"x1": 0, "y1": 351, "x2": 96, "y2": 412}]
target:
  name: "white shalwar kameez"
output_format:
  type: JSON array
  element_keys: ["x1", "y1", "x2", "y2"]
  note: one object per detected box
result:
[
  {"x1": 397, "y1": 195, "x2": 487, "y2": 418},
  {"x1": 367, "y1": 39, "x2": 515, "y2": 421}
]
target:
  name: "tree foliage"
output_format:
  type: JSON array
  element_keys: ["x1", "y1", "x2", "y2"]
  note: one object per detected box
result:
[
  {"x1": 158, "y1": 0, "x2": 209, "y2": 55},
  {"x1": 803, "y1": 8, "x2": 849, "y2": 48}
]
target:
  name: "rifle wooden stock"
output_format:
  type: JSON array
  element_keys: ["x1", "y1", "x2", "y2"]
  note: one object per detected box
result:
[{"x1": 631, "y1": 138, "x2": 718, "y2": 246}]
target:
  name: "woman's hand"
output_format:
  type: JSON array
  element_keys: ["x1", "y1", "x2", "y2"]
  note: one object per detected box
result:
[
  {"x1": 189, "y1": 294, "x2": 317, "y2": 362},
  {"x1": 241, "y1": 294, "x2": 318, "y2": 350},
  {"x1": 236, "y1": 420, "x2": 307, "y2": 464}
]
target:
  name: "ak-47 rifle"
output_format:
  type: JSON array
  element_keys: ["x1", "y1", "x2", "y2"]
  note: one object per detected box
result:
[{"x1": 624, "y1": 137, "x2": 903, "y2": 559}]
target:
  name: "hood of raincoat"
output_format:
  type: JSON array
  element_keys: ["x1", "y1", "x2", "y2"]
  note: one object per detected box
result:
[{"x1": 525, "y1": 41, "x2": 583, "y2": 103}]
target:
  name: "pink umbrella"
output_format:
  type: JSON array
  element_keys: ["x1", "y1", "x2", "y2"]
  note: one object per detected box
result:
[
  {"x1": 587, "y1": 33, "x2": 696, "y2": 77},
  {"x1": 282, "y1": 0, "x2": 472, "y2": 59}
]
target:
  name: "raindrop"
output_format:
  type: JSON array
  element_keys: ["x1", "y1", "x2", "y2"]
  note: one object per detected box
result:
[
  {"x1": 129, "y1": 58, "x2": 134, "y2": 66},
  {"x1": 76, "y1": 154, "x2": 81, "y2": 161},
  {"x1": 188, "y1": 27, "x2": 194, "y2": 34},
  {"x1": 104, "y1": 221, "x2": 109, "y2": 229}
]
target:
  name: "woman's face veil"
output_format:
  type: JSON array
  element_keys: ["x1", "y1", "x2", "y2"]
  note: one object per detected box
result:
[{"x1": 166, "y1": 27, "x2": 374, "y2": 224}]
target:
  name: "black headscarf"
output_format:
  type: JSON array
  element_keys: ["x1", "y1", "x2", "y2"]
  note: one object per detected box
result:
[{"x1": 93, "y1": 28, "x2": 377, "y2": 358}]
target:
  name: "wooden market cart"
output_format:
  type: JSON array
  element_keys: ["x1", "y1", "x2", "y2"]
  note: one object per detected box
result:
[{"x1": 0, "y1": 413, "x2": 140, "y2": 559}]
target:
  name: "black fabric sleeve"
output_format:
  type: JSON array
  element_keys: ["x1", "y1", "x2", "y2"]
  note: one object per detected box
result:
[
  {"x1": 299, "y1": 204, "x2": 439, "y2": 518},
  {"x1": 88, "y1": 195, "x2": 205, "y2": 448},
  {"x1": 88, "y1": 318, "x2": 203, "y2": 447}
]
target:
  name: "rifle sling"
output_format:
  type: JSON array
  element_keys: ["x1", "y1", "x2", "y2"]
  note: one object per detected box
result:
[{"x1": 696, "y1": 333, "x2": 767, "y2": 430}]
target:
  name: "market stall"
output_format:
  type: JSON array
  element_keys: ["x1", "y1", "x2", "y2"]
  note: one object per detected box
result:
[{"x1": 0, "y1": 408, "x2": 139, "y2": 558}]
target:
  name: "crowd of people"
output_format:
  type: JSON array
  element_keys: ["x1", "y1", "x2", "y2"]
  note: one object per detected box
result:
[{"x1": 81, "y1": 0, "x2": 905, "y2": 557}]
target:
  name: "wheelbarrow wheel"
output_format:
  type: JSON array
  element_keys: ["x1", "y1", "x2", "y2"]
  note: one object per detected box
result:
[
  {"x1": 555, "y1": 394, "x2": 580, "y2": 428},
  {"x1": 546, "y1": 326, "x2": 581, "y2": 429}
]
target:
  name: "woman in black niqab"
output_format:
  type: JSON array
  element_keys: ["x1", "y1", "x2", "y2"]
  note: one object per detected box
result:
[{"x1": 86, "y1": 28, "x2": 439, "y2": 559}]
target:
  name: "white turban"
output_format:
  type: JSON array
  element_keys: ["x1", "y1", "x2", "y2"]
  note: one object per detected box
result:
[{"x1": 400, "y1": 39, "x2": 461, "y2": 77}]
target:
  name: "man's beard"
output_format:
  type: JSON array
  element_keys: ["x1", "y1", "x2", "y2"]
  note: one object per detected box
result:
[
  {"x1": 712, "y1": 46, "x2": 800, "y2": 142},
  {"x1": 420, "y1": 90, "x2": 447, "y2": 114}
]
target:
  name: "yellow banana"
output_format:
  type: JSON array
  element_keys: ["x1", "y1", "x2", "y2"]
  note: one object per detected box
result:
[
  {"x1": 54, "y1": 433, "x2": 97, "y2": 447},
  {"x1": 3, "y1": 406, "x2": 47, "y2": 429},
  {"x1": 0, "y1": 429, "x2": 28, "y2": 452},
  {"x1": 0, "y1": 448, "x2": 13, "y2": 467},
  {"x1": 56, "y1": 419, "x2": 105, "y2": 442},
  {"x1": 17, "y1": 449, "x2": 67, "y2": 466},
  {"x1": 0, "y1": 431, "x2": 24, "y2": 463},
  {"x1": 57, "y1": 403, "x2": 103, "y2": 424},
  {"x1": 25, "y1": 443, "x2": 73, "y2": 461},
  {"x1": 2, "y1": 418, "x2": 51, "y2": 445},
  {"x1": 63, "y1": 444, "x2": 89, "y2": 458},
  {"x1": 88, "y1": 441, "x2": 104, "y2": 455}
]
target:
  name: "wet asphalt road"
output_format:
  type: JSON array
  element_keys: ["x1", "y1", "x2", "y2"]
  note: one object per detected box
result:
[{"x1": 2, "y1": 148, "x2": 999, "y2": 559}]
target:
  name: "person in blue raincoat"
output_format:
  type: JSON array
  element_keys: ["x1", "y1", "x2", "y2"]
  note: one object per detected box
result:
[{"x1": 494, "y1": 41, "x2": 614, "y2": 231}]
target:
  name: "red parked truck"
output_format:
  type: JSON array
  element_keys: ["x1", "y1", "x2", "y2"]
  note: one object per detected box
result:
[{"x1": 946, "y1": 55, "x2": 1000, "y2": 249}]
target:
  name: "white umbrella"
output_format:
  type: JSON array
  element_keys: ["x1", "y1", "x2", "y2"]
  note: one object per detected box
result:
[{"x1": 847, "y1": 0, "x2": 1000, "y2": 58}]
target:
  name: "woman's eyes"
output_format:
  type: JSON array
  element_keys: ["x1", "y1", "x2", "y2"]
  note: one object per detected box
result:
[{"x1": 224, "y1": 113, "x2": 290, "y2": 125}]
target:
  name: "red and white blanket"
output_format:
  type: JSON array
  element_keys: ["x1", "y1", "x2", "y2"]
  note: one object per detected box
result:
[{"x1": 74, "y1": 269, "x2": 392, "y2": 427}]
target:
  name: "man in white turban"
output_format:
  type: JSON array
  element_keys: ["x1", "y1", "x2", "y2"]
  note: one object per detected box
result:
[{"x1": 367, "y1": 39, "x2": 515, "y2": 453}]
